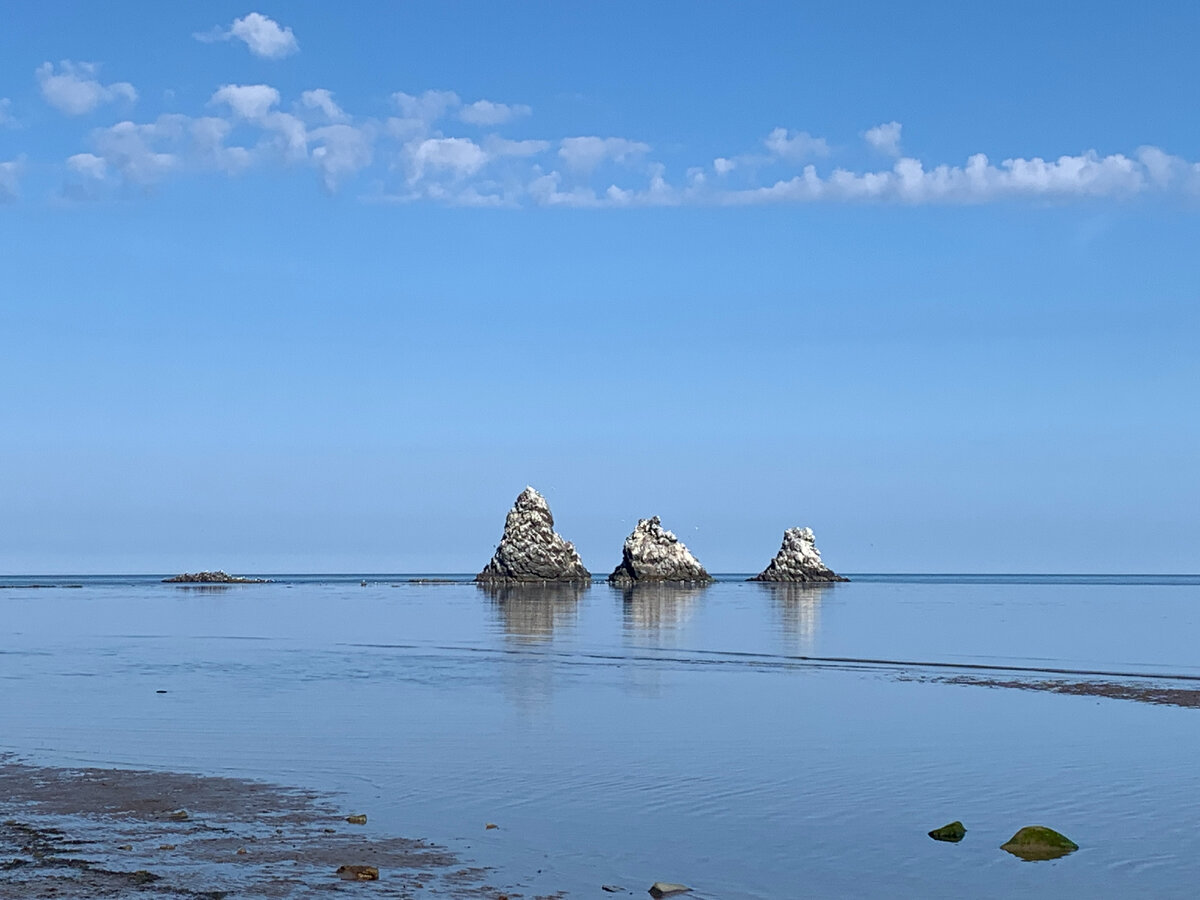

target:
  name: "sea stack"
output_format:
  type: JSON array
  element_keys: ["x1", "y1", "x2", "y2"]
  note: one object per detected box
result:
[
  {"x1": 608, "y1": 516, "x2": 713, "y2": 585},
  {"x1": 476, "y1": 487, "x2": 591, "y2": 583},
  {"x1": 750, "y1": 527, "x2": 848, "y2": 582}
]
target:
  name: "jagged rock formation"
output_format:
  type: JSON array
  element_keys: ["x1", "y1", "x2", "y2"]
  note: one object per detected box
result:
[
  {"x1": 476, "y1": 487, "x2": 591, "y2": 583},
  {"x1": 608, "y1": 516, "x2": 713, "y2": 585},
  {"x1": 750, "y1": 527, "x2": 848, "y2": 582},
  {"x1": 162, "y1": 571, "x2": 269, "y2": 584}
]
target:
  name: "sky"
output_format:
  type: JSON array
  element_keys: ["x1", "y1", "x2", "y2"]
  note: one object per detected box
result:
[{"x1": 1, "y1": 1, "x2": 1198, "y2": 574}]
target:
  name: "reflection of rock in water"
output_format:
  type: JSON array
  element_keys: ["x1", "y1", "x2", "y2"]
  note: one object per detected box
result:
[
  {"x1": 619, "y1": 582, "x2": 708, "y2": 633},
  {"x1": 754, "y1": 582, "x2": 834, "y2": 653},
  {"x1": 478, "y1": 582, "x2": 584, "y2": 642}
]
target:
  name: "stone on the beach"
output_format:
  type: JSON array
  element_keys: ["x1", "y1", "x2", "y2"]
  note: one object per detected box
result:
[
  {"x1": 337, "y1": 864, "x2": 380, "y2": 881},
  {"x1": 750, "y1": 527, "x2": 848, "y2": 583},
  {"x1": 476, "y1": 487, "x2": 591, "y2": 583},
  {"x1": 928, "y1": 820, "x2": 966, "y2": 842},
  {"x1": 609, "y1": 517, "x2": 713, "y2": 585},
  {"x1": 1000, "y1": 825, "x2": 1078, "y2": 861},
  {"x1": 345, "y1": 814, "x2": 367, "y2": 825},
  {"x1": 166, "y1": 810, "x2": 189, "y2": 821},
  {"x1": 648, "y1": 883, "x2": 691, "y2": 898}
]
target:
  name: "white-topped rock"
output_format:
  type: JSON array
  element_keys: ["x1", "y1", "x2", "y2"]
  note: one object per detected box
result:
[
  {"x1": 476, "y1": 487, "x2": 591, "y2": 583},
  {"x1": 750, "y1": 527, "x2": 848, "y2": 582},
  {"x1": 608, "y1": 516, "x2": 713, "y2": 585}
]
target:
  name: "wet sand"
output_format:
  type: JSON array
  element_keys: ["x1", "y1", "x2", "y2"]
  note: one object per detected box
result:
[
  {"x1": 923, "y1": 676, "x2": 1200, "y2": 709},
  {"x1": 0, "y1": 757, "x2": 532, "y2": 899}
]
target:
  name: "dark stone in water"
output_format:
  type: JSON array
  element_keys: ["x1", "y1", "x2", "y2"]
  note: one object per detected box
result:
[
  {"x1": 1000, "y1": 825, "x2": 1078, "y2": 861},
  {"x1": 928, "y1": 820, "x2": 966, "y2": 842}
]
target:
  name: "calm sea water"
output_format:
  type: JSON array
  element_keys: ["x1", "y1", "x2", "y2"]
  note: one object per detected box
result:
[{"x1": 3, "y1": 574, "x2": 1200, "y2": 898}]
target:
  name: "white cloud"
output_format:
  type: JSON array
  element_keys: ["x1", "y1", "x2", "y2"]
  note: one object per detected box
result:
[
  {"x1": 189, "y1": 117, "x2": 254, "y2": 174},
  {"x1": 67, "y1": 152, "x2": 107, "y2": 180},
  {"x1": 407, "y1": 137, "x2": 488, "y2": 183},
  {"x1": 90, "y1": 117, "x2": 183, "y2": 184},
  {"x1": 764, "y1": 127, "x2": 830, "y2": 161},
  {"x1": 459, "y1": 100, "x2": 531, "y2": 126},
  {"x1": 527, "y1": 170, "x2": 601, "y2": 207},
  {"x1": 0, "y1": 158, "x2": 22, "y2": 201},
  {"x1": 37, "y1": 61, "x2": 137, "y2": 115},
  {"x1": 864, "y1": 121, "x2": 902, "y2": 156},
  {"x1": 713, "y1": 157, "x2": 736, "y2": 175},
  {"x1": 211, "y1": 84, "x2": 280, "y2": 120},
  {"x1": 310, "y1": 124, "x2": 373, "y2": 192},
  {"x1": 717, "y1": 150, "x2": 1159, "y2": 206},
  {"x1": 197, "y1": 12, "x2": 299, "y2": 60},
  {"x1": 300, "y1": 89, "x2": 348, "y2": 123},
  {"x1": 558, "y1": 136, "x2": 650, "y2": 173},
  {"x1": 484, "y1": 136, "x2": 550, "y2": 158},
  {"x1": 392, "y1": 90, "x2": 460, "y2": 123}
]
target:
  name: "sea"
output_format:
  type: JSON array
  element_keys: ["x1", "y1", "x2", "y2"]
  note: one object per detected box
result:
[{"x1": 3, "y1": 573, "x2": 1200, "y2": 898}]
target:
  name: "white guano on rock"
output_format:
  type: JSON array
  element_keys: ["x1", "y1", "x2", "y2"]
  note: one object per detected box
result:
[
  {"x1": 476, "y1": 487, "x2": 591, "y2": 583},
  {"x1": 750, "y1": 527, "x2": 848, "y2": 582},
  {"x1": 608, "y1": 516, "x2": 713, "y2": 585}
]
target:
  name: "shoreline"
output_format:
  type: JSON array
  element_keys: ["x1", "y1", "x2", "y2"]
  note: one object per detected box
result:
[{"x1": 0, "y1": 756, "x2": 531, "y2": 899}]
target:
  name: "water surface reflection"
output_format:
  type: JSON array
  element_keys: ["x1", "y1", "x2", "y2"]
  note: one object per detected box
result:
[
  {"x1": 618, "y1": 582, "x2": 709, "y2": 643},
  {"x1": 477, "y1": 582, "x2": 584, "y2": 643},
  {"x1": 753, "y1": 582, "x2": 834, "y2": 654}
]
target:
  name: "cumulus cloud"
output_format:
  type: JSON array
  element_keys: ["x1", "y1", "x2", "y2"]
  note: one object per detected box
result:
[
  {"x1": 459, "y1": 100, "x2": 532, "y2": 126},
  {"x1": 211, "y1": 83, "x2": 280, "y2": 120},
  {"x1": 864, "y1": 121, "x2": 902, "y2": 156},
  {"x1": 559, "y1": 136, "x2": 651, "y2": 172},
  {"x1": 392, "y1": 90, "x2": 460, "y2": 123},
  {"x1": 0, "y1": 158, "x2": 22, "y2": 201},
  {"x1": 764, "y1": 127, "x2": 830, "y2": 161},
  {"x1": 311, "y1": 123, "x2": 373, "y2": 192},
  {"x1": 37, "y1": 61, "x2": 137, "y2": 115},
  {"x1": 197, "y1": 12, "x2": 299, "y2": 60},
  {"x1": 66, "y1": 152, "x2": 107, "y2": 180},
  {"x1": 300, "y1": 89, "x2": 348, "y2": 122},
  {"x1": 89, "y1": 117, "x2": 184, "y2": 184},
  {"x1": 713, "y1": 157, "x2": 736, "y2": 175},
  {"x1": 406, "y1": 137, "x2": 488, "y2": 183}
]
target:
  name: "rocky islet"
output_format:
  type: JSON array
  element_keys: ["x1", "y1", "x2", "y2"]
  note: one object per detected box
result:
[
  {"x1": 750, "y1": 527, "x2": 848, "y2": 583},
  {"x1": 476, "y1": 487, "x2": 591, "y2": 583},
  {"x1": 608, "y1": 516, "x2": 713, "y2": 585}
]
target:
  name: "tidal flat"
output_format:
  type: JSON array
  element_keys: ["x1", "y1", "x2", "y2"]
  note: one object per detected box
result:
[{"x1": 3, "y1": 574, "x2": 1200, "y2": 898}]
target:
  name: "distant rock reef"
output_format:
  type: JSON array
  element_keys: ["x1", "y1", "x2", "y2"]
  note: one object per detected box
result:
[
  {"x1": 475, "y1": 487, "x2": 591, "y2": 583},
  {"x1": 750, "y1": 527, "x2": 848, "y2": 582},
  {"x1": 608, "y1": 516, "x2": 713, "y2": 586},
  {"x1": 162, "y1": 571, "x2": 270, "y2": 584}
]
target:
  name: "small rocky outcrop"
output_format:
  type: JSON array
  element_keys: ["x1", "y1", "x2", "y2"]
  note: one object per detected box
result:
[
  {"x1": 608, "y1": 517, "x2": 713, "y2": 586},
  {"x1": 1000, "y1": 825, "x2": 1078, "y2": 861},
  {"x1": 476, "y1": 487, "x2": 590, "y2": 583},
  {"x1": 750, "y1": 527, "x2": 848, "y2": 583},
  {"x1": 162, "y1": 571, "x2": 269, "y2": 584}
]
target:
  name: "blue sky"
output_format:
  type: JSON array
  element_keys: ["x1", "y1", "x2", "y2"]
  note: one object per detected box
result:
[{"x1": 1, "y1": 2, "x2": 1198, "y2": 573}]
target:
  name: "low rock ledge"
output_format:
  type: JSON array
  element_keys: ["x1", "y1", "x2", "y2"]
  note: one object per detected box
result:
[{"x1": 162, "y1": 571, "x2": 270, "y2": 584}]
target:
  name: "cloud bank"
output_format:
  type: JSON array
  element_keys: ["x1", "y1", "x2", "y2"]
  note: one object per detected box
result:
[{"x1": 11, "y1": 45, "x2": 1200, "y2": 209}]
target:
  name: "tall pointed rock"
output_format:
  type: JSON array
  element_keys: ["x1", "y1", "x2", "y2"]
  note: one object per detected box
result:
[
  {"x1": 750, "y1": 527, "x2": 848, "y2": 582},
  {"x1": 608, "y1": 516, "x2": 713, "y2": 585},
  {"x1": 476, "y1": 487, "x2": 591, "y2": 583}
]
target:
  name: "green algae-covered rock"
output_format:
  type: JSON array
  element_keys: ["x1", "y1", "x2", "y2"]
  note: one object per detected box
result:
[
  {"x1": 928, "y1": 820, "x2": 966, "y2": 842},
  {"x1": 1000, "y1": 825, "x2": 1078, "y2": 861}
]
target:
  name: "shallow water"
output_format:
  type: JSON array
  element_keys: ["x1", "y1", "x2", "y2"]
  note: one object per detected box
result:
[{"x1": 3, "y1": 574, "x2": 1200, "y2": 898}]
